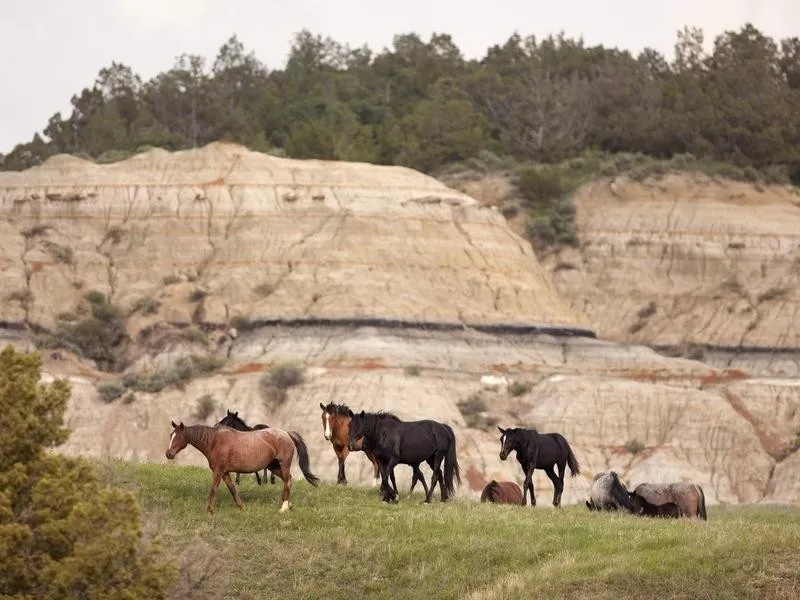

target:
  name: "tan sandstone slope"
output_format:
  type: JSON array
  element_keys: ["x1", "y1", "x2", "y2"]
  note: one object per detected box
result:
[{"x1": 1, "y1": 145, "x2": 798, "y2": 507}]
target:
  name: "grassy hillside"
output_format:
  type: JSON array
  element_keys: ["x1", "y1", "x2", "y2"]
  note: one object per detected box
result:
[{"x1": 104, "y1": 461, "x2": 800, "y2": 600}]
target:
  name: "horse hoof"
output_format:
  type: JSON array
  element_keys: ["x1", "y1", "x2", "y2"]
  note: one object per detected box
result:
[{"x1": 279, "y1": 500, "x2": 290, "y2": 513}]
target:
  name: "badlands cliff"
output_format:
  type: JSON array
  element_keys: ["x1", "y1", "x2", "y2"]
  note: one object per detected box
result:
[{"x1": 1, "y1": 144, "x2": 798, "y2": 507}]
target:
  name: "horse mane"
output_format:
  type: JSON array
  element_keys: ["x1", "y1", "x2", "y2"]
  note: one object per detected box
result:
[
  {"x1": 185, "y1": 425, "x2": 217, "y2": 451},
  {"x1": 322, "y1": 402, "x2": 353, "y2": 416},
  {"x1": 362, "y1": 410, "x2": 401, "y2": 422}
]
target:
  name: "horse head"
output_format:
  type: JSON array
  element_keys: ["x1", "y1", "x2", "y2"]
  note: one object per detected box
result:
[
  {"x1": 347, "y1": 410, "x2": 367, "y2": 451},
  {"x1": 497, "y1": 426, "x2": 518, "y2": 461},
  {"x1": 166, "y1": 421, "x2": 188, "y2": 459},
  {"x1": 217, "y1": 410, "x2": 247, "y2": 430}
]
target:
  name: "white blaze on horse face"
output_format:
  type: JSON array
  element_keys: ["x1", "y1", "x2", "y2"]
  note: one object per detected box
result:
[{"x1": 324, "y1": 414, "x2": 331, "y2": 440}]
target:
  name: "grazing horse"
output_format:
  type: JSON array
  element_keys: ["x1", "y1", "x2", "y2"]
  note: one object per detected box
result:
[
  {"x1": 630, "y1": 482, "x2": 707, "y2": 520},
  {"x1": 165, "y1": 421, "x2": 319, "y2": 513},
  {"x1": 319, "y1": 402, "x2": 380, "y2": 486},
  {"x1": 480, "y1": 480, "x2": 523, "y2": 505},
  {"x1": 216, "y1": 410, "x2": 276, "y2": 486},
  {"x1": 498, "y1": 426, "x2": 580, "y2": 507},
  {"x1": 348, "y1": 410, "x2": 461, "y2": 503},
  {"x1": 585, "y1": 471, "x2": 636, "y2": 512}
]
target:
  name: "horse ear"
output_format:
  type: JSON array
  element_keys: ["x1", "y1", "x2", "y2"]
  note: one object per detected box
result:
[
  {"x1": 179, "y1": 422, "x2": 185, "y2": 430},
  {"x1": 497, "y1": 426, "x2": 506, "y2": 434},
  {"x1": 320, "y1": 402, "x2": 326, "y2": 411},
  {"x1": 171, "y1": 420, "x2": 177, "y2": 429},
  {"x1": 359, "y1": 410, "x2": 365, "y2": 417},
  {"x1": 347, "y1": 409, "x2": 354, "y2": 418}
]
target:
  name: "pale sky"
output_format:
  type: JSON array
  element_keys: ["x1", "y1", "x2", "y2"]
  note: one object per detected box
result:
[{"x1": 0, "y1": 0, "x2": 797, "y2": 153}]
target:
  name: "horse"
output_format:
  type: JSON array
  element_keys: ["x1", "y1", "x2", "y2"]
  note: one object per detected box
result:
[
  {"x1": 497, "y1": 426, "x2": 580, "y2": 507},
  {"x1": 480, "y1": 480, "x2": 523, "y2": 505},
  {"x1": 348, "y1": 410, "x2": 461, "y2": 504},
  {"x1": 165, "y1": 420, "x2": 319, "y2": 513},
  {"x1": 319, "y1": 402, "x2": 381, "y2": 486},
  {"x1": 216, "y1": 409, "x2": 276, "y2": 486},
  {"x1": 629, "y1": 482, "x2": 707, "y2": 520},
  {"x1": 585, "y1": 471, "x2": 636, "y2": 512}
]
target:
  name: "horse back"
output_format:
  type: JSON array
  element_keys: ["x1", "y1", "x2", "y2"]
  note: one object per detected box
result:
[{"x1": 633, "y1": 482, "x2": 703, "y2": 518}]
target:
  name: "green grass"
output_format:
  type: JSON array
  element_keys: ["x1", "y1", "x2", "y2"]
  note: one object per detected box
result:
[{"x1": 102, "y1": 461, "x2": 800, "y2": 600}]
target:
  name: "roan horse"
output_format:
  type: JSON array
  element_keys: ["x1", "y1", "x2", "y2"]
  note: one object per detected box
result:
[
  {"x1": 630, "y1": 482, "x2": 707, "y2": 520},
  {"x1": 348, "y1": 410, "x2": 461, "y2": 503},
  {"x1": 216, "y1": 409, "x2": 276, "y2": 486},
  {"x1": 480, "y1": 480, "x2": 523, "y2": 505},
  {"x1": 165, "y1": 421, "x2": 319, "y2": 513},
  {"x1": 585, "y1": 471, "x2": 636, "y2": 512},
  {"x1": 498, "y1": 426, "x2": 580, "y2": 507},
  {"x1": 319, "y1": 402, "x2": 380, "y2": 486}
]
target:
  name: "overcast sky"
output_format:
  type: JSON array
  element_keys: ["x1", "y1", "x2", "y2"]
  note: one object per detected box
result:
[{"x1": 1, "y1": 0, "x2": 797, "y2": 153}]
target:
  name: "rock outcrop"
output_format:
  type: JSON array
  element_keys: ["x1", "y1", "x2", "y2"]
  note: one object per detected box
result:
[{"x1": 2, "y1": 146, "x2": 798, "y2": 507}]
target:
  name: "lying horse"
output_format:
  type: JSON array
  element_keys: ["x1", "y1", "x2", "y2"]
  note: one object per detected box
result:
[
  {"x1": 480, "y1": 480, "x2": 523, "y2": 505},
  {"x1": 319, "y1": 402, "x2": 380, "y2": 486},
  {"x1": 216, "y1": 409, "x2": 276, "y2": 486},
  {"x1": 165, "y1": 421, "x2": 319, "y2": 513},
  {"x1": 348, "y1": 410, "x2": 461, "y2": 503},
  {"x1": 585, "y1": 471, "x2": 636, "y2": 512},
  {"x1": 498, "y1": 426, "x2": 580, "y2": 507},
  {"x1": 629, "y1": 482, "x2": 707, "y2": 520}
]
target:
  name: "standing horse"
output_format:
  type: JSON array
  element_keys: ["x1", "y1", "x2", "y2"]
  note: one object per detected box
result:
[
  {"x1": 165, "y1": 421, "x2": 319, "y2": 513},
  {"x1": 319, "y1": 402, "x2": 380, "y2": 486},
  {"x1": 348, "y1": 410, "x2": 461, "y2": 504},
  {"x1": 480, "y1": 480, "x2": 523, "y2": 505},
  {"x1": 216, "y1": 409, "x2": 276, "y2": 486},
  {"x1": 498, "y1": 426, "x2": 580, "y2": 507},
  {"x1": 629, "y1": 482, "x2": 707, "y2": 520}
]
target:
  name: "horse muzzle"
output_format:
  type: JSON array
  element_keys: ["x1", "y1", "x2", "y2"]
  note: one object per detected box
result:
[
  {"x1": 324, "y1": 434, "x2": 331, "y2": 441},
  {"x1": 165, "y1": 450, "x2": 175, "y2": 460},
  {"x1": 499, "y1": 451, "x2": 508, "y2": 461}
]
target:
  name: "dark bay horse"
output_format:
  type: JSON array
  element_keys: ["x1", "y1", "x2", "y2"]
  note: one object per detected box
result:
[
  {"x1": 165, "y1": 421, "x2": 319, "y2": 513},
  {"x1": 630, "y1": 482, "x2": 707, "y2": 520},
  {"x1": 216, "y1": 409, "x2": 276, "y2": 486},
  {"x1": 348, "y1": 410, "x2": 461, "y2": 504},
  {"x1": 498, "y1": 426, "x2": 580, "y2": 507},
  {"x1": 480, "y1": 480, "x2": 523, "y2": 505},
  {"x1": 319, "y1": 402, "x2": 380, "y2": 486}
]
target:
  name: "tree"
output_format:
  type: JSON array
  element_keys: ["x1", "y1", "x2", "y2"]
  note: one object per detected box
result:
[{"x1": 0, "y1": 345, "x2": 174, "y2": 598}]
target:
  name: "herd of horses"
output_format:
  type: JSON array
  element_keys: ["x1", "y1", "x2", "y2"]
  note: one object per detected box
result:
[{"x1": 164, "y1": 403, "x2": 707, "y2": 520}]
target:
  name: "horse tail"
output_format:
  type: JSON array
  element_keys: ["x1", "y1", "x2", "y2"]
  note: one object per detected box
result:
[
  {"x1": 443, "y1": 426, "x2": 461, "y2": 497},
  {"x1": 696, "y1": 484, "x2": 708, "y2": 521},
  {"x1": 288, "y1": 431, "x2": 320, "y2": 486},
  {"x1": 556, "y1": 434, "x2": 581, "y2": 477},
  {"x1": 481, "y1": 480, "x2": 499, "y2": 503}
]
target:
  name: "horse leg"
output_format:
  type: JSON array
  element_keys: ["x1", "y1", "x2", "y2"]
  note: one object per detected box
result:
[
  {"x1": 279, "y1": 463, "x2": 293, "y2": 512},
  {"x1": 544, "y1": 466, "x2": 563, "y2": 507},
  {"x1": 206, "y1": 469, "x2": 224, "y2": 514},
  {"x1": 367, "y1": 449, "x2": 381, "y2": 487},
  {"x1": 222, "y1": 473, "x2": 245, "y2": 510},
  {"x1": 235, "y1": 472, "x2": 240, "y2": 486},
  {"x1": 525, "y1": 468, "x2": 537, "y2": 507},
  {"x1": 412, "y1": 464, "x2": 430, "y2": 499},
  {"x1": 380, "y1": 460, "x2": 397, "y2": 503},
  {"x1": 425, "y1": 454, "x2": 444, "y2": 503},
  {"x1": 255, "y1": 471, "x2": 262, "y2": 486},
  {"x1": 335, "y1": 446, "x2": 348, "y2": 485}
]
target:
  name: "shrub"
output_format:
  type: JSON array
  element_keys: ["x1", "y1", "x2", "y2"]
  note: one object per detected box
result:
[
  {"x1": 189, "y1": 289, "x2": 208, "y2": 302},
  {"x1": 118, "y1": 354, "x2": 225, "y2": 395},
  {"x1": 509, "y1": 380, "x2": 531, "y2": 397},
  {"x1": 132, "y1": 296, "x2": 160, "y2": 316},
  {"x1": 260, "y1": 363, "x2": 305, "y2": 407},
  {"x1": 84, "y1": 290, "x2": 107, "y2": 304},
  {"x1": 21, "y1": 223, "x2": 52, "y2": 239},
  {"x1": 96, "y1": 381, "x2": 125, "y2": 403},
  {"x1": 42, "y1": 240, "x2": 74, "y2": 265},
  {"x1": 192, "y1": 394, "x2": 216, "y2": 422},
  {"x1": 637, "y1": 301, "x2": 657, "y2": 320},
  {"x1": 624, "y1": 439, "x2": 646, "y2": 455},
  {"x1": 0, "y1": 345, "x2": 174, "y2": 597},
  {"x1": 179, "y1": 325, "x2": 208, "y2": 345},
  {"x1": 163, "y1": 274, "x2": 181, "y2": 285},
  {"x1": 404, "y1": 365, "x2": 421, "y2": 377},
  {"x1": 253, "y1": 283, "x2": 275, "y2": 298},
  {"x1": 516, "y1": 166, "x2": 567, "y2": 208},
  {"x1": 229, "y1": 315, "x2": 256, "y2": 332}
]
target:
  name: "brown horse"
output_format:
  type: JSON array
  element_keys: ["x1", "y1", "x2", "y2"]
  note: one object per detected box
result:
[
  {"x1": 480, "y1": 480, "x2": 523, "y2": 505},
  {"x1": 165, "y1": 421, "x2": 319, "y2": 513},
  {"x1": 629, "y1": 482, "x2": 707, "y2": 520},
  {"x1": 320, "y1": 402, "x2": 380, "y2": 486}
]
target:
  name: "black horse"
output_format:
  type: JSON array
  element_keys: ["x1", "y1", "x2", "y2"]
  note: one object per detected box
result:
[
  {"x1": 498, "y1": 426, "x2": 580, "y2": 507},
  {"x1": 216, "y1": 409, "x2": 276, "y2": 486},
  {"x1": 348, "y1": 410, "x2": 461, "y2": 504}
]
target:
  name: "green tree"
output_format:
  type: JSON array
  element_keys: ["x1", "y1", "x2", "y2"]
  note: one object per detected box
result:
[{"x1": 0, "y1": 345, "x2": 174, "y2": 598}]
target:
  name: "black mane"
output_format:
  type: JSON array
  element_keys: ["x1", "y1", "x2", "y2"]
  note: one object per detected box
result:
[{"x1": 321, "y1": 402, "x2": 353, "y2": 416}]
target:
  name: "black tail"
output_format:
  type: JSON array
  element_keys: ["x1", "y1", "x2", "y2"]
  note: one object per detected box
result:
[
  {"x1": 289, "y1": 431, "x2": 319, "y2": 486},
  {"x1": 481, "y1": 480, "x2": 499, "y2": 503},
  {"x1": 697, "y1": 484, "x2": 707, "y2": 521},
  {"x1": 443, "y1": 426, "x2": 461, "y2": 497},
  {"x1": 556, "y1": 434, "x2": 581, "y2": 477}
]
